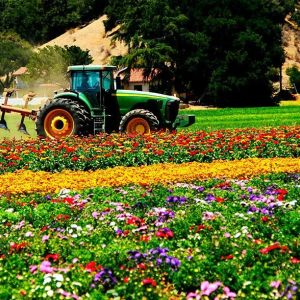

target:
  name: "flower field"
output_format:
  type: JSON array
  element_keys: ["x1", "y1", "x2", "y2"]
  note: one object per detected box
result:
[
  {"x1": 0, "y1": 127, "x2": 299, "y2": 299},
  {"x1": 1, "y1": 126, "x2": 300, "y2": 174}
]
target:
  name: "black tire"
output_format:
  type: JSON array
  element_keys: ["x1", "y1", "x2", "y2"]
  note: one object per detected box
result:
[
  {"x1": 36, "y1": 98, "x2": 92, "y2": 138},
  {"x1": 119, "y1": 109, "x2": 159, "y2": 134}
]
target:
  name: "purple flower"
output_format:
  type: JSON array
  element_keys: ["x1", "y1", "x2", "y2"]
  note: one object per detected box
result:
[
  {"x1": 94, "y1": 268, "x2": 117, "y2": 288},
  {"x1": 205, "y1": 194, "x2": 215, "y2": 202},
  {"x1": 128, "y1": 250, "x2": 145, "y2": 261}
]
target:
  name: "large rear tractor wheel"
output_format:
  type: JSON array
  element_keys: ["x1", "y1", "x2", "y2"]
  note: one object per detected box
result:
[
  {"x1": 36, "y1": 98, "x2": 92, "y2": 139},
  {"x1": 119, "y1": 109, "x2": 159, "y2": 134}
]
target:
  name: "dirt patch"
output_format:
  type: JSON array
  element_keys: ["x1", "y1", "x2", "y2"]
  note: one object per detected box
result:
[{"x1": 40, "y1": 15, "x2": 127, "y2": 64}]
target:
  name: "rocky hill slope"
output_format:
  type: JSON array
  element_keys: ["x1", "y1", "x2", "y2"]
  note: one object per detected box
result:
[
  {"x1": 41, "y1": 15, "x2": 127, "y2": 64},
  {"x1": 282, "y1": 17, "x2": 300, "y2": 89}
]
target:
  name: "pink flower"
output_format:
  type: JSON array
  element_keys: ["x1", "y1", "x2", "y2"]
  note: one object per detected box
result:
[
  {"x1": 201, "y1": 281, "x2": 221, "y2": 296},
  {"x1": 40, "y1": 261, "x2": 54, "y2": 273},
  {"x1": 270, "y1": 281, "x2": 281, "y2": 289},
  {"x1": 223, "y1": 286, "x2": 237, "y2": 298},
  {"x1": 25, "y1": 231, "x2": 34, "y2": 237},
  {"x1": 92, "y1": 212, "x2": 99, "y2": 219},
  {"x1": 29, "y1": 265, "x2": 38, "y2": 274},
  {"x1": 42, "y1": 235, "x2": 49, "y2": 243}
]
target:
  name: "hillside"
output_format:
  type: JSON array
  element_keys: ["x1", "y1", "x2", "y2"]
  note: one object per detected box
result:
[
  {"x1": 40, "y1": 15, "x2": 127, "y2": 65},
  {"x1": 282, "y1": 17, "x2": 300, "y2": 90}
]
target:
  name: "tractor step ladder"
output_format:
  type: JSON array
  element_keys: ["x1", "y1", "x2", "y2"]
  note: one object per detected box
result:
[{"x1": 93, "y1": 115, "x2": 105, "y2": 134}]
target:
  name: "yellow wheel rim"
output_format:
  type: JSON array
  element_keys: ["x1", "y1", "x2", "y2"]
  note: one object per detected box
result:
[
  {"x1": 44, "y1": 109, "x2": 75, "y2": 138},
  {"x1": 126, "y1": 118, "x2": 150, "y2": 134}
]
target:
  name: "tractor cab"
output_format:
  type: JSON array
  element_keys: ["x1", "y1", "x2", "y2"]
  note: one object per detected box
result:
[
  {"x1": 69, "y1": 65, "x2": 115, "y2": 92},
  {"x1": 68, "y1": 65, "x2": 116, "y2": 109}
]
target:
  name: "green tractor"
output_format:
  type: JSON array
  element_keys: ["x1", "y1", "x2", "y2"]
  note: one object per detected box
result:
[{"x1": 0, "y1": 65, "x2": 195, "y2": 138}]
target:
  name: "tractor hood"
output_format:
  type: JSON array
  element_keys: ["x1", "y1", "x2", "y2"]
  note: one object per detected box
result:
[{"x1": 115, "y1": 89, "x2": 180, "y2": 102}]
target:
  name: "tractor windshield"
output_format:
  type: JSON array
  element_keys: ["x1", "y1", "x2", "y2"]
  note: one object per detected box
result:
[{"x1": 71, "y1": 71, "x2": 100, "y2": 91}]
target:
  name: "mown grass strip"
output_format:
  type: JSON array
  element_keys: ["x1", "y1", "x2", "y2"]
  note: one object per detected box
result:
[
  {"x1": 1, "y1": 157, "x2": 300, "y2": 194},
  {"x1": 182, "y1": 105, "x2": 300, "y2": 131}
]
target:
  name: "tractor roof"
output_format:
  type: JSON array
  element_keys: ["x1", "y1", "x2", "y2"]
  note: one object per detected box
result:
[{"x1": 68, "y1": 65, "x2": 117, "y2": 72}]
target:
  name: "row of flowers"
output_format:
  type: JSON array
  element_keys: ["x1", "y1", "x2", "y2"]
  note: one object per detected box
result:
[
  {"x1": 0, "y1": 173, "x2": 298, "y2": 299},
  {"x1": 1, "y1": 126, "x2": 300, "y2": 173},
  {"x1": 1, "y1": 157, "x2": 300, "y2": 194}
]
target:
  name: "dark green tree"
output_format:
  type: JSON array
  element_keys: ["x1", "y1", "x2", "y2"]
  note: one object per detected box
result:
[
  {"x1": 0, "y1": 32, "x2": 32, "y2": 92},
  {"x1": 105, "y1": 0, "x2": 297, "y2": 106}
]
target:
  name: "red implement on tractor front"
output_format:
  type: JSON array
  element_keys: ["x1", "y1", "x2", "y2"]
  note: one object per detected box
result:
[{"x1": 0, "y1": 89, "x2": 37, "y2": 135}]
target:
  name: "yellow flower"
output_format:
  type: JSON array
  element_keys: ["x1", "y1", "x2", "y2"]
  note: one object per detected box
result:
[{"x1": 1, "y1": 157, "x2": 300, "y2": 194}]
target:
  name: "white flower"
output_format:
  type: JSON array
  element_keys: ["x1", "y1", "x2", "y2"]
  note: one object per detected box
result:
[
  {"x1": 46, "y1": 289, "x2": 54, "y2": 297},
  {"x1": 53, "y1": 273, "x2": 64, "y2": 282},
  {"x1": 43, "y1": 275, "x2": 52, "y2": 285},
  {"x1": 58, "y1": 189, "x2": 71, "y2": 198}
]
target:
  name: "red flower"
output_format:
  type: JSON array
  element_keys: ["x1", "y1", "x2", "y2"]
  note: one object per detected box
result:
[
  {"x1": 124, "y1": 277, "x2": 130, "y2": 283},
  {"x1": 45, "y1": 253, "x2": 60, "y2": 262},
  {"x1": 64, "y1": 197, "x2": 75, "y2": 205},
  {"x1": 142, "y1": 278, "x2": 157, "y2": 287},
  {"x1": 85, "y1": 261, "x2": 102, "y2": 272},
  {"x1": 71, "y1": 156, "x2": 79, "y2": 162},
  {"x1": 56, "y1": 214, "x2": 70, "y2": 221},
  {"x1": 137, "y1": 263, "x2": 147, "y2": 270},
  {"x1": 189, "y1": 150, "x2": 199, "y2": 156},
  {"x1": 261, "y1": 216, "x2": 269, "y2": 222},
  {"x1": 276, "y1": 189, "x2": 288, "y2": 201},
  {"x1": 216, "y1": 197, "x2": 225, "y2": 203},
  {"x1": 127, "y1": 216, "x2": 144, "y2": 226},
  {"x1": 196, "y1": 225, "x2": 206, "y2": 232},
  {"x1": 291, "y1": 257, "x2": 300, "y2": 264},
  {"x1": 221, "y1": 254, "x2": 234, "y2": 260},
  {"x1": 140, "y1": 235, "x2": 150, "y2": 242},
  {"x1": 155, "y1": 228, "x2": 174, "y2": 239},
  {"x1": 10, "y1": 242, "x2": 27, "y2": 253},
  {"x1": 259, "y1": 242, "x2": 283, "y2": 254}
]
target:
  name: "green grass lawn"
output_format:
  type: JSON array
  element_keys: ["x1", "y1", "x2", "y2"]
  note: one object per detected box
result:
[
  {"x1": 1, "y1": 105, "x2": 300, "y2": 140},
  {"x1": 0, "y1": 114, "x2": 37, "y2": 140},
  {"x1": 182, "y1": 105, "x2": 300, "y2": 131}
]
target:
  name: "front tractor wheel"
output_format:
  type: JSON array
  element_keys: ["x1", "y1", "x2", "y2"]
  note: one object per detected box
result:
[
  {"x1": 36, "y1": 98, "x2": 92, "y2": 139},
  {"x1": 119, "y1": 109, "x2": 159, "y2": 134}
]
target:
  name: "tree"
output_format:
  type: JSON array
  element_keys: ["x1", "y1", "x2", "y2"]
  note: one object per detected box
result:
[
  {"x1": 24, "y1": 45, "x2": 93, "y2": 85},
  {"x1": 286, "y1": 65, "x2": 300, "y2": 92},
  {"x1": 0, "y1": 32, "x2": 32, "y2": 92},
  {"x1": 105, "y1": 0, "x2": 297, "y2": 106}
]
